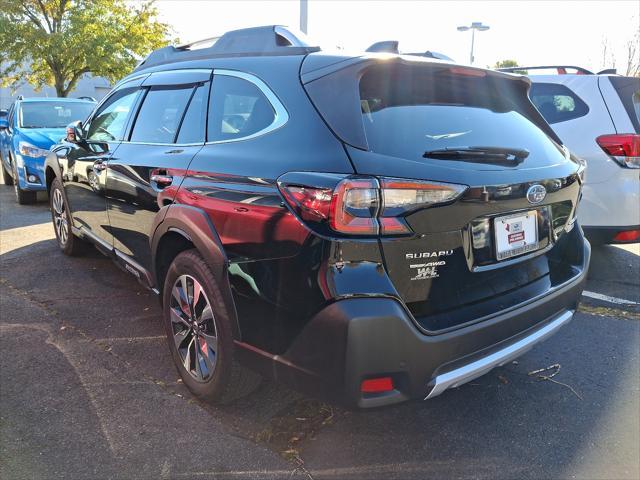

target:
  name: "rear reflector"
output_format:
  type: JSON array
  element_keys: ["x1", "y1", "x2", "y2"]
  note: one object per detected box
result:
[
  {"x1": 613, "y1": 229, "x2": 640, "y2": 242},
  {"x1": 596, "y1": 134, "x2": 640, "y2": 168},
  {"x1": 361, "y1": 377, "x2": 394, "y2": 393}
]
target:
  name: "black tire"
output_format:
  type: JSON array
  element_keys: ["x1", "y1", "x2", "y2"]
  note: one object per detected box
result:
[
  {"x1": 163, "y1": 249, "x2": 261, "y2": 403},
  {"x1": 1, "y1": 162, "x2": 14, "y2": 186},
  {"x1": 12, "y1": 161, "x2": 36, "y2": 204},
  {"x1": 50, "y1": 178, "x2": 87, "y2": 256}
]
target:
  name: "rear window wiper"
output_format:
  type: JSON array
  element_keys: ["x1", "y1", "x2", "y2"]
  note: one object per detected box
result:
[{"x1": 423, "y1": 146, "x2": 530, "y2": 164}]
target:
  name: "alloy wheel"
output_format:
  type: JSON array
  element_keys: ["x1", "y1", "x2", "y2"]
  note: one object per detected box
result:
[
  {"x1": 170, "y1": 274, "x2": 218, "y2": 382},
  {"x1": 52, "y1": 188, "x2": 69, "y2": 246}
]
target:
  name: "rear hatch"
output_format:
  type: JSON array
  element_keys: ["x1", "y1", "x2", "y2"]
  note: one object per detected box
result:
[{"x1": 302, "y1": 56, "x2": 584, "y2": 332}]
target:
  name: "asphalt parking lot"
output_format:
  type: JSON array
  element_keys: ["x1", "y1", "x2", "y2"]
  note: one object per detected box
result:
[{"x1": 1, "y1": 183, "x2": 638, "y2": 480}]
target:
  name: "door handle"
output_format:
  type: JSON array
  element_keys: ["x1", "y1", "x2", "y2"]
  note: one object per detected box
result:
[{"x1": 151, "y1": 174, "x2": 173, "y2": 188}]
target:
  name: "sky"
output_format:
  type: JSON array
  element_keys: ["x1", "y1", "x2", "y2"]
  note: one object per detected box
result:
[{"x1": 155, "y1": 0, "x2": 639, "y2": 73}]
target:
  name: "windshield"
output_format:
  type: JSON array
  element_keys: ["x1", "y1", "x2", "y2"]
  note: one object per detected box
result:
[
  {"x1": 19, "y1": 102, "x2": 94, "y2": 129},
  {"x1": 359, "y1": 63, "x2": 564, "y2": 163}
]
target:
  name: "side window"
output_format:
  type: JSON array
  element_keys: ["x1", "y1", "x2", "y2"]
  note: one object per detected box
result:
[
  {"x1": 87, "y1": 88, "x2": 140, "y2": 142},
  {"x1": 529, "y1": 83, "x2": 589, "y2": 124},
  {"x1": 130, "y1": 86, "x2": 193, "y2": 144},
  {"x1": 608, "y1": 76, "x2": 640, "y2": 132},
  {"x1": 176, "y1": 84, "x2": 209, "y2": 144},
  {"x1": 207, "y1": 75, "x2": 276, "y2": 142}
]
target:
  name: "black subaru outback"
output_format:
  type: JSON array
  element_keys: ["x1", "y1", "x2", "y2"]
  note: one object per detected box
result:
[{"x1": 45, "y1": 26, "x2": 590, "y2": 408}]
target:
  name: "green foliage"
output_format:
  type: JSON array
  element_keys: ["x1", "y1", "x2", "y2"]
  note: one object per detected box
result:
[
  {"x1": 0, "y1": 0, "x2": 172, "y2": 97},
  {"x1": 493, "y1": 59, "x2": 528, "y2": 75}
]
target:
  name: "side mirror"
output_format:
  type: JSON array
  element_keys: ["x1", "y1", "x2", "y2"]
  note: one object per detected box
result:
[
  {"x1": 66, "y1": 120, "x2": 85, "y2": 143},
  {"x1": 0, "y1": 118, "x2": 9, "y2": 131}
]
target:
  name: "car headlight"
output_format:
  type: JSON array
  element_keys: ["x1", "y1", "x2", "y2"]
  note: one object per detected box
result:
[{"x1": 18, "y1": 141, "x2": 50, "y2": 158}]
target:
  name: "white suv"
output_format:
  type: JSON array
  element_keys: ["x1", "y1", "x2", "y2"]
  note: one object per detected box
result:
[{"x1": 500, "y1": 66, "x2": 639, "y2": 245}]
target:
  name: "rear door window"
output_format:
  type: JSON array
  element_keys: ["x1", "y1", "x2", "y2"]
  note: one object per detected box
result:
[
  {"x1": 130, "y1": 86, "x2": 194, "y2": 144},
  {"x1": 207, "y1": 75, "x2": 275, "y2": 142},
  {"x1": 528, "y1": 83, "x2": 589, "y2": 124},
  {"x1": 608, "y1": 76, "x2": 640, "y2": 132},
  {"x1": 176, "y1": 84, "x2": 209, "y2": 144}
]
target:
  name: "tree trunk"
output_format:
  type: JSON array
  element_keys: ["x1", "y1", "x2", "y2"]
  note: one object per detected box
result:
[{"x1": 53, "y1": 71, "x2": 67, "y2": 97}]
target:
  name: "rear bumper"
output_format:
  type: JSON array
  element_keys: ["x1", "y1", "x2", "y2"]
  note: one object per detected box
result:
[{"x1": 237, "y1": 241, "x2": 590, "y2": 408}]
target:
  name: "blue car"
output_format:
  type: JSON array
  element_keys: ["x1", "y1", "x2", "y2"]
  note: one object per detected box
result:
[{"x1": 0, "y1": 97, "x2": 95, "y2": 204}]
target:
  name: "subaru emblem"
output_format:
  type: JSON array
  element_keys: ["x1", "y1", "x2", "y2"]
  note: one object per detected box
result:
[{"x1": 526, "y1": 184, "x2": 547, "y2": 204}]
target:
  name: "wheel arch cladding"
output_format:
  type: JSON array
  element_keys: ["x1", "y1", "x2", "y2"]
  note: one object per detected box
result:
[
  {"x1": 45, "y1": 166, "x2": 56, "y2": 193},
  {"x1": 151, "y1": 204, "x2": 241, "y2": 339}
]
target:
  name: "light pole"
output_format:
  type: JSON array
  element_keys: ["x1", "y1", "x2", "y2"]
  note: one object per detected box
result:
[
  {"x1": 457, "y1": 22, "x2": 490, "y2": 65},
  {"x1": 300, "y1": 0, "x2": 308, "y2": 34}
]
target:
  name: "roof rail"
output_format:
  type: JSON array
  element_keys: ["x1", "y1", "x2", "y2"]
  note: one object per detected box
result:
[
  {"x1": 496, "y1": 65, "x2": 594, "y2": 75},
  {"x1": 135, "y1": 25, "x2": 320, "y2": 72},
  {"x1": 365, "y1": 41, "x2": 453, "y2": 61}
]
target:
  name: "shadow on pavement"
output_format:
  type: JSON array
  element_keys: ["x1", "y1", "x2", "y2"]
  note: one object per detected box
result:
[{"x1": 1, "y1": 231, "x2": 638, "y2": 479}]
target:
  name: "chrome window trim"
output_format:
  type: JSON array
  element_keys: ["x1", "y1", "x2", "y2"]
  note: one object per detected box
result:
[
  {"x1": 118, "y1": 141, "x2": 204, "y2": 147},
  {"x1": 205, "y1": 69, "x2": 289, "y2": 145}
]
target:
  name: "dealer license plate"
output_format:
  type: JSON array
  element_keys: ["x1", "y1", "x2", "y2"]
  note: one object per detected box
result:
[{"x1": 494, "y1": 210, "x2": 540, "y2": 261}]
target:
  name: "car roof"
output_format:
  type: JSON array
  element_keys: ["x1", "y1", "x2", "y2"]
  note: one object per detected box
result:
[{"x1": 132, "y1": 25, "x2": 517, "y2": 83}]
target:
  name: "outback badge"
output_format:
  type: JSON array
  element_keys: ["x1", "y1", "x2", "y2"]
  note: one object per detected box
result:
[{"x1": 526, "y1": 184, "x2": 547, "y2": 204}]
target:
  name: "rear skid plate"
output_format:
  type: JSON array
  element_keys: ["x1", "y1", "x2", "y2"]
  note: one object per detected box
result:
[{"x1": 424, "y1": 309, "x2": 574, "y2": 399}]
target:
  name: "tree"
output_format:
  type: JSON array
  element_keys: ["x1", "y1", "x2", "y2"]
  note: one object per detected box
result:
[
  {"x1": 624, "y1": 31, "x2": 639, "y2": 77},
  {"x1": 0, "y1": 0, "x2": 171, "y2": 97},
  {"x1": 493, "y1": 59, "x2": 528, "y2": 75}
]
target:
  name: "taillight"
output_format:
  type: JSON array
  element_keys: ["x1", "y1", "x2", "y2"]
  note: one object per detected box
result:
[
  {"x1": 379, "y1": 178, "x2": 467, "y2": 234},
  {"x1": 330, "y1": 177, "x2": 379, "y2": 235},
  {"x1": 279, "y1": 175, "x2": 467, "y2": 236},
  {"x1": 596, "y1": 134, "x2": 640, "y2": 168},
  {"x1": 279, "y1": 186, "x2": 332, "y2": 221}
]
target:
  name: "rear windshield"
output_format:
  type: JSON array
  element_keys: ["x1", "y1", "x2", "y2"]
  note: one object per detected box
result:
[
  {"x1": 359, "y1": 64, "x2": 563, "y2": 161},
  {"x1": 19, "y1": 102, "x2": 94, "y2": 129}
]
